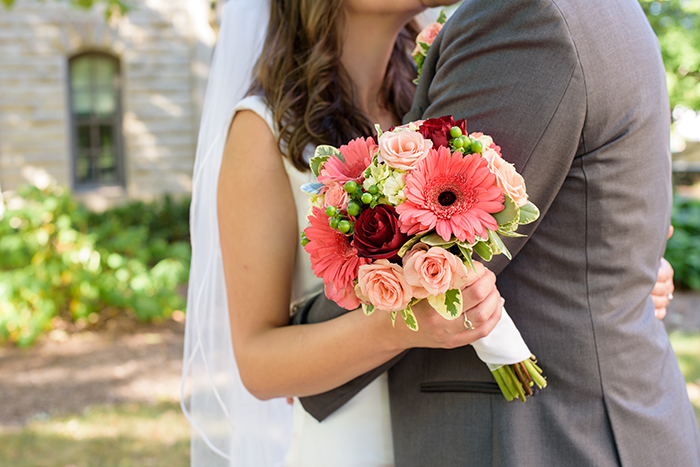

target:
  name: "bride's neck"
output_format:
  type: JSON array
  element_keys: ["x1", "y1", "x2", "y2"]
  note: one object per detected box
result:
[{"x1": 340, "y1": 12, "x2": 414, "y2": 128}]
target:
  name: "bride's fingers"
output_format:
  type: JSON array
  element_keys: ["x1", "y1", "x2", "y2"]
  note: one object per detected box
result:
[
  {"x1": 451, "y1": 296, "x2": 503, "y2": 348},
  {"x1": 460, "y1": 268, "x2": 497, "y2": 310}
]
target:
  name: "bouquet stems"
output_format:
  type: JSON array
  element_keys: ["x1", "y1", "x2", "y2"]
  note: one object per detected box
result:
[{"x1": 491, "y1": 355, "x2": 546, "y2": 402}]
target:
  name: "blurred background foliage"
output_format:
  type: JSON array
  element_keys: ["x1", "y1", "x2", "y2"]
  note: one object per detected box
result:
[
  {"x1": 0, "y1": 0, "x2": 130, "y2": 18},
  {"x1": 666, "y1": 195, "x2": 700, "y2": 291},
  {"x1": 640, "y1": 0, "x2": 700, "y2": 111},
  {"x1": 0, "y1": 185, "x2": 190, "y2": 347}
]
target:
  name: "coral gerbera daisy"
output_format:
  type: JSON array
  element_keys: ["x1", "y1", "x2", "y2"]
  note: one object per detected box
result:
[
  {"x1": 396, "y1": 146, "x2": 505, "y2": 244},
  {"x1": 303, "y1": 206, "x2": 371, "y2": 310},
  {"x1": 318, "y1": 137, "x2": 377, "y2": 186}
]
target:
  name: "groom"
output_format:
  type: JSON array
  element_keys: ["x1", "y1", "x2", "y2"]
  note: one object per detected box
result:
[{"x1": 297, "y1": 0, "x2": 700, "y2": 465}]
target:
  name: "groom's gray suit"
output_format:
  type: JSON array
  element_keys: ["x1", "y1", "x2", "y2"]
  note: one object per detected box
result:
[{"x1": 295, "y1": 0, "x2": 700, "y2": 465}]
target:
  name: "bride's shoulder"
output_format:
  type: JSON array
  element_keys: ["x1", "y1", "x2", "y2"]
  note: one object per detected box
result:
[{"x1": 225, "y1": 97, "x2": 283, "y2": 168}]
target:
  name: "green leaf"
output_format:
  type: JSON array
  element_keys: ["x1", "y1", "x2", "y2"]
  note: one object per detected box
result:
[
  {"x1": 473, "y1": 241, "x2": 493, "y2": 262},
  {"x1": 403, "y1": 304, "x2": 419, "y2": 332},
  {"x1": 457, "y1": 244, "x2": 479, "y2": 275},
  {"x1": 309, "y1": 155, "x2": 329, "y2": 178},
  {"x1": 493, "y1": 195, "x2": 519, "y2": 227},
  {"x1": 437, "y1": 9, "x2": 447, "y2": 24},
  {"x1": 427, "y1": 288, "x2": 462, "y2": 320},
  {"x1": 362, "y1": 302, "x2": 375, "y2": 316},
  {"x1": 312, "y1": 145, "x2": 344, "y2": 176},
  {"x1": 497, "y1": 228, "x2": 526, "y2": 238},
  {"x1": 518, "y1": 201, "x2": 540, "y2": 225},
  {"x1": 488, "y1": 230, "x2": 512, "y2": 260},
  {"x1": 374, "y1": 124, "x2": 383, "y2": 138},
  {"x1": 398, "y1": 234, "x2": 425, "y2": 258},
  {"x1": 390, "y1": 311, "x2": 397, "y2": 327},
  {"x1": 420, "y1": 232, "x2": 456, "y2": 248}
]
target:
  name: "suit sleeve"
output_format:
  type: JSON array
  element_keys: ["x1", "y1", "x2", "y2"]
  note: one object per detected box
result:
[{"x1": 413, "y1": 0, "x2": 587, "y2": 276}]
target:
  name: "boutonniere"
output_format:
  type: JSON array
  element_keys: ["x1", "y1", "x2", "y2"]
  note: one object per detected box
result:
[{"x1": 412, "y1": 10, "x2": 447, "y2": 84}]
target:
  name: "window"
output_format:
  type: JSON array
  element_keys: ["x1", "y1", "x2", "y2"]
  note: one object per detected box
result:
[{"x1": 69, "y1": 52, "x2": 124, "y2": 187}]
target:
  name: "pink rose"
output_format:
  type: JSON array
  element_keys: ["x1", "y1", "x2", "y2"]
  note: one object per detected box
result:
[
  {"x1": 402, "y1": 245, "x2": 469, "y2": 298},
  {"x1": 378, "y1": 130, "x2": 433, "y2": 171},
  {"x1": 322, "y1": 183, "x2": 349, "y2": 212},
  {"x1": 416, "y1": 22, "x2": 443, "y2": 47},
  {"x1": 482, "y1": 149, "x2": 529, "y2": 207},
  {"x1": 355, "y1": 260, "x2": 413, "y2": 312}
]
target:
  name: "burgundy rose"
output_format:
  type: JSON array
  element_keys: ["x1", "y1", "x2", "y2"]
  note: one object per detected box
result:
[
  {"x1": 418, "y1": 116, "x2": 467, "y2": 149},
  {"x1": 352, "y1": 205, "x2": 409, "y2": 261}
]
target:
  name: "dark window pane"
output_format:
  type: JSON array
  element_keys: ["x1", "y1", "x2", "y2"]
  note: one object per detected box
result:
[
  {"x1": 99, "y1": 125, "x2": 113, "y2": 148},
  {"x1": 76, "y1": 125, "x2": 91, "y2": 149},
  {"x1": 76, "y1": 151, "x2": 95, "y2": 184},
  {"x1": 70, "y1": 53, "x2": 122, "y2": 187}
]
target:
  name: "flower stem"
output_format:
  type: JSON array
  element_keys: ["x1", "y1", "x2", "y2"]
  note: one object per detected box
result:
[
  {"x1": 523, "y1": 358, "x2": 547, "y2": 389},
  {"x1": 492, "y1": 367, "x2": 514, "y2": 401}
]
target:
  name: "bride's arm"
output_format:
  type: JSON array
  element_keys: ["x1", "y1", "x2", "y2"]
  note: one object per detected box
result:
[{"x1": 218, "y1": 110, "x2": 503, "y2": 400}]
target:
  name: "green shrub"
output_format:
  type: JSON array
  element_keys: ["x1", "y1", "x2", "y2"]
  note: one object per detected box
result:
[
  {"x1": 665, "y1": 194, "x2": 700, "y2": 291},
  {"x1": 0, "y1": 185, "x2": 191, "y2": 346}
]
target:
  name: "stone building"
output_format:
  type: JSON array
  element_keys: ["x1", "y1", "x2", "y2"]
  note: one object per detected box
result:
[{"x1": 0, "y1": 0, "x2": 216, "y2": 209}]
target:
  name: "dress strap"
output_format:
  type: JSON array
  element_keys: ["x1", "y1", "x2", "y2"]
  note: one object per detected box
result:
[{"x1": 232, "y1": 95, "x2": 279, "y2": 140}]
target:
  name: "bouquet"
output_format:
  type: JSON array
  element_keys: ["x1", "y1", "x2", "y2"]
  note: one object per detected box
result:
[{"x1": 300, "y1": 116, "x2": 546, "y2": 402}]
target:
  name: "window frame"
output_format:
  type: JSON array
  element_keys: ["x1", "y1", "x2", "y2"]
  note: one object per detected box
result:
[{"x1": 68, "y1": 51, "x2": 125, "y2": 190}]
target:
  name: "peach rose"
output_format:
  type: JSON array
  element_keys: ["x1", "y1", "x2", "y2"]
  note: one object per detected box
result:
[
  {"x1": 417, "y1": 22, "x2": 443, "y2": 47},
  {"x1": 378, "y1": 130, "x2": 433, "y2": 171},
  {"x1": 355, "y1": 260, "x2": 413, "y2": 312},
  {"x1": 402, "y1": 245, "x2": 469, "y2": 299},
  {"x1": 482, "y1": 149, "x2": 528, "y2": 207},
  {"x1": 322, "y1": 183, "x2": 349, "y2": 212}
]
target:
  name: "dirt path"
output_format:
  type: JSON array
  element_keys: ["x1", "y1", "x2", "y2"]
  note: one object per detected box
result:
[
  {"x1": 0, "y1": 319, "x2": 185, "y2": 427},
  {"x1": 0, "y1": 292, "x2": 698, "y2": 428}
]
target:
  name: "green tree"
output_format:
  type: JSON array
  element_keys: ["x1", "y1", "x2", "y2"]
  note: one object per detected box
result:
[
  {"x1": 1, "y1": 0, "x2": 129, "y2": 18},
  {"x1": 640, "y1": 0, "x2": 700, "y2": 110}
]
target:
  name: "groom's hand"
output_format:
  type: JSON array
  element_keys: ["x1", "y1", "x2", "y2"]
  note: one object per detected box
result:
[{"x1": 387, "y1": 262, "x2": 503, "y2": 350}]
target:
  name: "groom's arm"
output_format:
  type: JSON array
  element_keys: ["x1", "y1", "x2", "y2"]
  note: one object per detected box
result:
[{"x1": 410, "y1": 0, "x2": 587, "y2": 276}]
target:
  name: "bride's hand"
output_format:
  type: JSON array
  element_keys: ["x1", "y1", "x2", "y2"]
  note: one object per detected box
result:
[{"x1": 380, "y1": 261, "x2": 503, "y2": 350}]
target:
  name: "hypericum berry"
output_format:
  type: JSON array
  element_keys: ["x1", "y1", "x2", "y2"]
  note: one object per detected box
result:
[
  {"x1": 329, "y1": 217, "x2": 339, "y2": 229},
  {"x1": 368, "y1": 185, "x2": 379, "y2": 195},
  {"x1": 301, "y1": 238, "x2": 309, "y2": 247},
  {"x1": 346, "y1": 201, "x2": 360, "y2": 217},
  {"x1": 361, "y1": 192, "x2": 373, "y2": 204},
  {"x1": 338, "y1": 220, "x2": 351, "y2": 234},
  {"x1": 325, "y1": 206, "x2": 337, "y2": 217},
  {"x1": 450, "y1": 126, "x2": 463, "y2": 139},
  {"x1": 470, "y1": 140, "x2": 484, "y2": 154},
  {"x1": 344, "y1": 181, "x2": 358, "y2": 194},
  {"x1": 453, "y1": 137, "x2": 464, "y2": 148}
]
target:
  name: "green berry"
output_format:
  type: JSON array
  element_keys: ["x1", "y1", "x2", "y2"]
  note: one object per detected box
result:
[
  {"x1": 361, "y1": 192, "x2": 373, "y2": 204},
  {"x1": 368, "y1": 185, "x2": 379, "y2": 195},
  {"x1": 344, "y1": 181, "x2": 358, "y2": 194},
  {"x1": 347, "y1": 202, "x2": 361, "y2": 217},
  {"x1": 453, "y1": 137, "x2": 464, "y2": 148},
  {"x1": 450, "y1": 126, "x2": 463, "y2": 139},
  {"x1": 325, "y1": 205, "x2": 337, "y2": 217},
  {"x1": 301, "y1": 238, "x2": 309, "y2": 247},
  {"x1": 329, "y1": 217, "x2": 339, "y2": 229},
  {"x1": 338, "y1": 220, "x2": 351, "y2": 234},
  {"x1": 470, "y1": 140, "x2": 484, "y2": 154}
]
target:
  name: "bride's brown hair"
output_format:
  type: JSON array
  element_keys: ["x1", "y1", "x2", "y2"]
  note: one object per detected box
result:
[{"x1": 250, "y1": 0, "x2": 419, "y2": 172}]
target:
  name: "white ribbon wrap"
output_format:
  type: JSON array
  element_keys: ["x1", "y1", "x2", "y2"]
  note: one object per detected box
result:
[{"x1": 470, "y1": 307, "x2": 531, "y2": 371}]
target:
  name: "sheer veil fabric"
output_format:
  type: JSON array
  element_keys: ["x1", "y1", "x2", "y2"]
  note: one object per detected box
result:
[{"x1": 180, "y1": 1, "x2": 294, "y2": 466}]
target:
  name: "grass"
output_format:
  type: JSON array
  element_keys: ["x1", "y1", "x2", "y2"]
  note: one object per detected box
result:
[
  {"x1": 0, "y1": 335, "x2": 697, "y2": 466},
  {"x1": 670, "y1": 332, "x2": 700, "y2": 427},
  {"x1": 0, "y1": 401, "x2": 190, "y2": 467}
]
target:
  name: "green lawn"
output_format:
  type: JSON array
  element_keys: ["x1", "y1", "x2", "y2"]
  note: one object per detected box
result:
[
  {"x1": 0, "y1": 334, "x2": 698, "y2": 466},
  {"x1": 670, "y1": 332, "x2": 700, "y2": 427},
  {"x1": 0, "y1": 402, "x2": 190, "y2": 467}
]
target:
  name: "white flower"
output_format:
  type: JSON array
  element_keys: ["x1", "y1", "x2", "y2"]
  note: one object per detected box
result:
[{"x1": 382, "y1": 172, "x2": 406, "y2": 205}]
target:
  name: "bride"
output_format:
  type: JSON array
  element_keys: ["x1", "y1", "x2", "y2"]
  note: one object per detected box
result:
[{"x1": 181, "y1": 0, "x2": 676, "y2": 466}]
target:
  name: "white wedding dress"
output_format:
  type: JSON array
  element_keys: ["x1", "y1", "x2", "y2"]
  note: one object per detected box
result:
[{"x1": 231, "y1": 95, "x2": 395, "y2": 467}]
